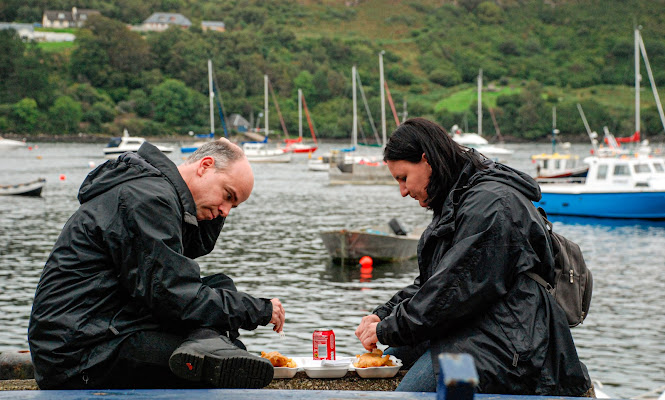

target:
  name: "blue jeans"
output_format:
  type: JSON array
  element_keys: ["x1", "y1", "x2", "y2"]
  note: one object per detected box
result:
[{"x1": 385, "y1": 341, "x2": 436, "y2": 392}]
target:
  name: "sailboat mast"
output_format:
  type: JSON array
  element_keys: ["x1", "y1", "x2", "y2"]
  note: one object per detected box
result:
[
  {"x1": 208, "y1": 59, "x2": 214, "y2": 137},
  {"x1": 352, "y1": 65, "x2": 358, "y2": 149},
  {"x1": 298, "y1": 88, "x2": 303, "y2": 139},
  {"x1": 380, "y1": 51, "x2": 387, "y2": 147},
  {"x1": 552, "y1": 106, "x2": 557, "y2": 154},
  {"x1": 478, "y1": 69, "x2": 483, "y2": 136},
  {"x1": 635, "y1": 28, "x2": 640, "y2": 135},
  {"x1": 264, "y1": 74, "x2": 269, "y2": 137},
  {"x1": 637, "y1": 28, "x2": 665, "y2": 134}
]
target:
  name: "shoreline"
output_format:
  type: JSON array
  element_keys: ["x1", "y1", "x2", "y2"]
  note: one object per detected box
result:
[{"x1": 2, "y1": 133, "x2": 593, "y2": 145}]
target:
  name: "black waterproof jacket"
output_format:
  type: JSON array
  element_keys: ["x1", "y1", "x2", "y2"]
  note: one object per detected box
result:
[
  {"x1": 28, "y1": 143, "x2": 273, "y2": 388},
  {"x1": 374, "y1": 157, "x2": 591, "y2": 395}
]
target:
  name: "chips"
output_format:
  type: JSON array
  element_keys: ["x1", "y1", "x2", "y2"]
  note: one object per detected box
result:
[
  {"x1": 353, "y1": 348, "x2": 395, "y2": 368},
  {"x1": 261, "y1": 351, "x2": 297, "y2": 368}
]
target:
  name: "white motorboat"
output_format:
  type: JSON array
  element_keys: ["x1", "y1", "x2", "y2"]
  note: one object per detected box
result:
[
  {"x1": 103, "y1": 129, "x2": 174, "y2": 159},
  {"x1": 241, "y1": 141, "x2": 292, "y2": 163},
  {"x1": 536, "y1": 154, "x2": 665, "y2": 219},
  {"x1": 0, "y1": 136, "x2": 26, "y2": 150}
]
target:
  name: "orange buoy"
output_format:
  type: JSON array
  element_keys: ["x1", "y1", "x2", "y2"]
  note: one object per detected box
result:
[
  {"x1": 59, "y1": 174, "x2": 66, "y2": 181},
  {"x1": 359, "y1": 256, "x2": 373, "y2": 268}
]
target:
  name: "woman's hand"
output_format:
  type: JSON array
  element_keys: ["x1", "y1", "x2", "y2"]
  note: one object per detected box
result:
[
  {"x1": 355, "y1": 314, "x2": 380, "y2": 350},
  {"x1": 269, "y1": 298, "x2": 285, "y2": 333}
]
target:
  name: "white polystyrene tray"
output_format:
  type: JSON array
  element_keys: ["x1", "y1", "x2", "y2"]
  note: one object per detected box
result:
[
  {"x1": 353, "y1": 355, "x2": 403, "y2": 378},
  {"x1": 302, "y1": 358, "x2": 353, "y2": 379}
]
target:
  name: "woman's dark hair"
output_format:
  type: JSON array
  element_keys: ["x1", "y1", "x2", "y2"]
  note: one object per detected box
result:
[{"x1": 383, "y1": 117, "x2": 487, "y2": 213}]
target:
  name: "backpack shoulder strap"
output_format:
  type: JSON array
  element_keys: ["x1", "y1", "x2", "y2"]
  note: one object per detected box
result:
[
  {"x1": 525, "y1": 207, "x2": 555, "y2": 294},
  {"x1": 524, "y1": 271, "x2": 554, "y2": 294}
]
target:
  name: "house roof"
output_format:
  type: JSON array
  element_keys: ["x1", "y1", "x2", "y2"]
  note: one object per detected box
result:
[{"x1": 143, "y1": 12, "x2": 192, "y2": 26}]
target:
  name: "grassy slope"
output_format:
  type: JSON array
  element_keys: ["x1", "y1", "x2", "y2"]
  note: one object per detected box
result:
[
  {"x1": 292, "y1": 0, "x2": 665, "y2": 116},
  {"x1": 36, "y1": 1, "x2": 665, "y2": 118}
]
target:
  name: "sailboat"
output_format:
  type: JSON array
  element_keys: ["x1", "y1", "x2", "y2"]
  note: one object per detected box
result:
[
  {"x1": 241, "y1": 75, "x2": 292, "y2": 163},
  {"x1": 535, "y1": 30, "x2": 665, "y2": 220},
  {"x1": 181, "y1": 60, "x2": 226, "y2": 153},
  {"x1": 328, "y1": 51, "x2": 395, "y2": 185},
  {"x1": 604, "y1": 27, "x2": 665, "y2": 154},
  {"x1": 451, "y1": 69, "x2": 513, "y2": 161},
  {"x1": 284, "y1": 89, "x2": 318, "y2": 154}
]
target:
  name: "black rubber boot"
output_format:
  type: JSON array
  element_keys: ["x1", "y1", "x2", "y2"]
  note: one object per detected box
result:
[{"x1": 168, "y1": 328, "x2": 274, "y2": 389}]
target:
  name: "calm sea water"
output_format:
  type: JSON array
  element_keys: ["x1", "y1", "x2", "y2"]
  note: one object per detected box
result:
[{"x1": 1, "y1": 141, "x2": 664, "y2": 398}]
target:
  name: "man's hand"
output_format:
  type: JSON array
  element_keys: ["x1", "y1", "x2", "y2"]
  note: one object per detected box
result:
[
  {"x1": 270, "y1": 298, "x2": 285, "y2": 333},
  {"x1": 355, "y1": 314, "x2": 380, "y2": 351}
]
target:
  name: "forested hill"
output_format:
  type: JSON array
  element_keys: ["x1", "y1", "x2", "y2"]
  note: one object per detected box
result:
[{"x1": 2, "y1": 0, "x2": 665, "y2": 141}]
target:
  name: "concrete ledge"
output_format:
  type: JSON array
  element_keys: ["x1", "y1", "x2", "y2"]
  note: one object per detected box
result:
[{"x1": 1, "y1": 371, "x2": 405, "y2": 391}]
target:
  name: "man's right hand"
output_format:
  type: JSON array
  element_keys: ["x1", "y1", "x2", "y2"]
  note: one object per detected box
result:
[{"x1": 270, "y1": 298, "x2": 285, "y2": 333}]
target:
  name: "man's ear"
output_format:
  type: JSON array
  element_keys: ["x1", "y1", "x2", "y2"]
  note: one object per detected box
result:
[{"x1": 197, "y1": 157, "x2": 215, "y2": 176}]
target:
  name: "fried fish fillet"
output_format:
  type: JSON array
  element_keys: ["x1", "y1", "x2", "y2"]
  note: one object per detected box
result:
[
  {"x1": 353, "y1": 348, "x2": 395, "y2": 368},
  {"x1": 261, "y1": 351, "x2": 297, "y2": 368}
]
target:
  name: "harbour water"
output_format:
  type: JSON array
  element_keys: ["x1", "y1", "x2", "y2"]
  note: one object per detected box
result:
[{"x1": 1, "y1": 141, "x2": 664, "y2": 398}]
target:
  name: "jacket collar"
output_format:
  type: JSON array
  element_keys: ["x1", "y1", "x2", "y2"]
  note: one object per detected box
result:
[
  {"x1": 137, "y1": 142, "x2": 198, "y2": 226},
  {"x1": 425, "y1": 152, "x2": 494, "y2": 239}
]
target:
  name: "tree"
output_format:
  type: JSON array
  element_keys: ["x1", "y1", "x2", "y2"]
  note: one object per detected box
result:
[
  {"x1": 12, "y1": 98, "x2": 40, "y2": 133},
  {"x1": 150, "y1": 79, "x2": 206, "y2": 128},
  {"x1": 71, "y1": 15, "x2": 152, "y2": 89},
  {"x1": 48, "y1": 96, "x2": 83, "y2": 134}
]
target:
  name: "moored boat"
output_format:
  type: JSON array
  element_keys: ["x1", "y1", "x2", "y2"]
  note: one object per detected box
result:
[
  {"x1": 243, "y1": 75, "x2": 292, "y2": 163},
  {"x1": 0, "y1": 136, "x2": 26, "y2": 150},
  {"x1": 0, "y1": 178, "x2": 46, "y2": 197},
  {"x1": 532, "y1": 153, "x2": 589, "y2": 180},
  {"x1": 319, "y1": 219, "x2": 422, "y2": 263},
  {"x1": 536, "y1": 155, "x2": 665, "y2": 219},
  {"x1": 103, "y1": 129, "x2": 174, "y2": 159}
]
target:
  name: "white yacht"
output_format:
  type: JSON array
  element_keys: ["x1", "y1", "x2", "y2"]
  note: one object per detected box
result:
[{"x1": 103, "y1": 129, "x2": 174, "y2": 159}]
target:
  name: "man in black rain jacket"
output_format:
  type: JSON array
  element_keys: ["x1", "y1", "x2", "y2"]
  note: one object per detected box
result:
[
  {"x1": 29, "y1": 139, "x2": 285, "y2": 389},
  {"x1": 356, "y1": 118, "x2": 592, "y2": 395}
]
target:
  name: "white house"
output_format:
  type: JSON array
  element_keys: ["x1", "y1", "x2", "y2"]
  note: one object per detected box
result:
[{"x1": 42, "y1": 7, "x2": 100, "y2": 28}]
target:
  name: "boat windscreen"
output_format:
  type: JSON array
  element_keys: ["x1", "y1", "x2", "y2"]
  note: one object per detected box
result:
[{"x1": 106, "y1": 138, "x2": 122, "y2": 148}]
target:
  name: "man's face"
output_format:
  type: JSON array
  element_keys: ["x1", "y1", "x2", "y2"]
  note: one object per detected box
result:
[{"x1": 189, "y1": 157, "x2": 254, "y2": 221}]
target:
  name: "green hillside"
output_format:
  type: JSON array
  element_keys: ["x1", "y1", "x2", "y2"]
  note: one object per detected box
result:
[{"x1": 1, "y1": 0, "x2": 665, "y2": 141}]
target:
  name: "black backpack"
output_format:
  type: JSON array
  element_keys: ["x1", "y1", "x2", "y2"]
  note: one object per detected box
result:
[{"x1": 525, "y1": 208, "x2": 593, "y2": 328}]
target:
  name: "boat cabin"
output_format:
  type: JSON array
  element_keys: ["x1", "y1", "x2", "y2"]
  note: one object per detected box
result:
[
  {"x1": 531, "y1": 153, "x2": 588, "y2": 179},
  {"x1": 583, "y1": 155, "x2": 665, "y2": 190}
]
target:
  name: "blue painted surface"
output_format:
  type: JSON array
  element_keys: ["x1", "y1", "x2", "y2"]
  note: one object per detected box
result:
[
  {"x1": 536, "y1": 191, "x2": 665, "y2": 219},
  {"x1": 180, "y1": 146, "x2": 198, "y2": 153},
  {"x1": 437, "y1": 353, "x2": 478, "y2": 400},
  {"x1": 0, "y1": 390, "x2": 629, "y2": 400}
]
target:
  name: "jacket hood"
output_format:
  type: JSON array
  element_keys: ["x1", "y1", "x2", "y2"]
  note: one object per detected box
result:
[
  {"x1": 432, "y1": 153, "x2": 541, "y2": 234},
  {"x1": 78, "y1": 143, "x2": 199, "y2": 225},
  {"x1": 468, "y1": 161, "x2": 542, "y2": 202}
]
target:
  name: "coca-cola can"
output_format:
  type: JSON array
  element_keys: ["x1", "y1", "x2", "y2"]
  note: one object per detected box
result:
[{"x1": 312, "y1": 329, "x2": 335, "y2": 360}]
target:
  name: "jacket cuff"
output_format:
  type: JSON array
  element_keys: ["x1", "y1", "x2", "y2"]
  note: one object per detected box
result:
[
  {"x1": 260, "y1": 298, "x2": 273, "y2": 326},
  {"x1": 373, "y1": 306, "x2": 390, "y2": 320},
  {"x1": 376, "y1": 320, "x2": 386, "y2": 344}
]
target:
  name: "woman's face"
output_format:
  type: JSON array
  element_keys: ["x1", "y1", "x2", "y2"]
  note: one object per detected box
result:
[{"x1": 386, "y1": 154, "x2": 432, "y2": 208}]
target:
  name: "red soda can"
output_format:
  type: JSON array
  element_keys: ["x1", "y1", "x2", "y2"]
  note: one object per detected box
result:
[{"x1": 312, "y1": 329, "x2": 336, "y2": 360}]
